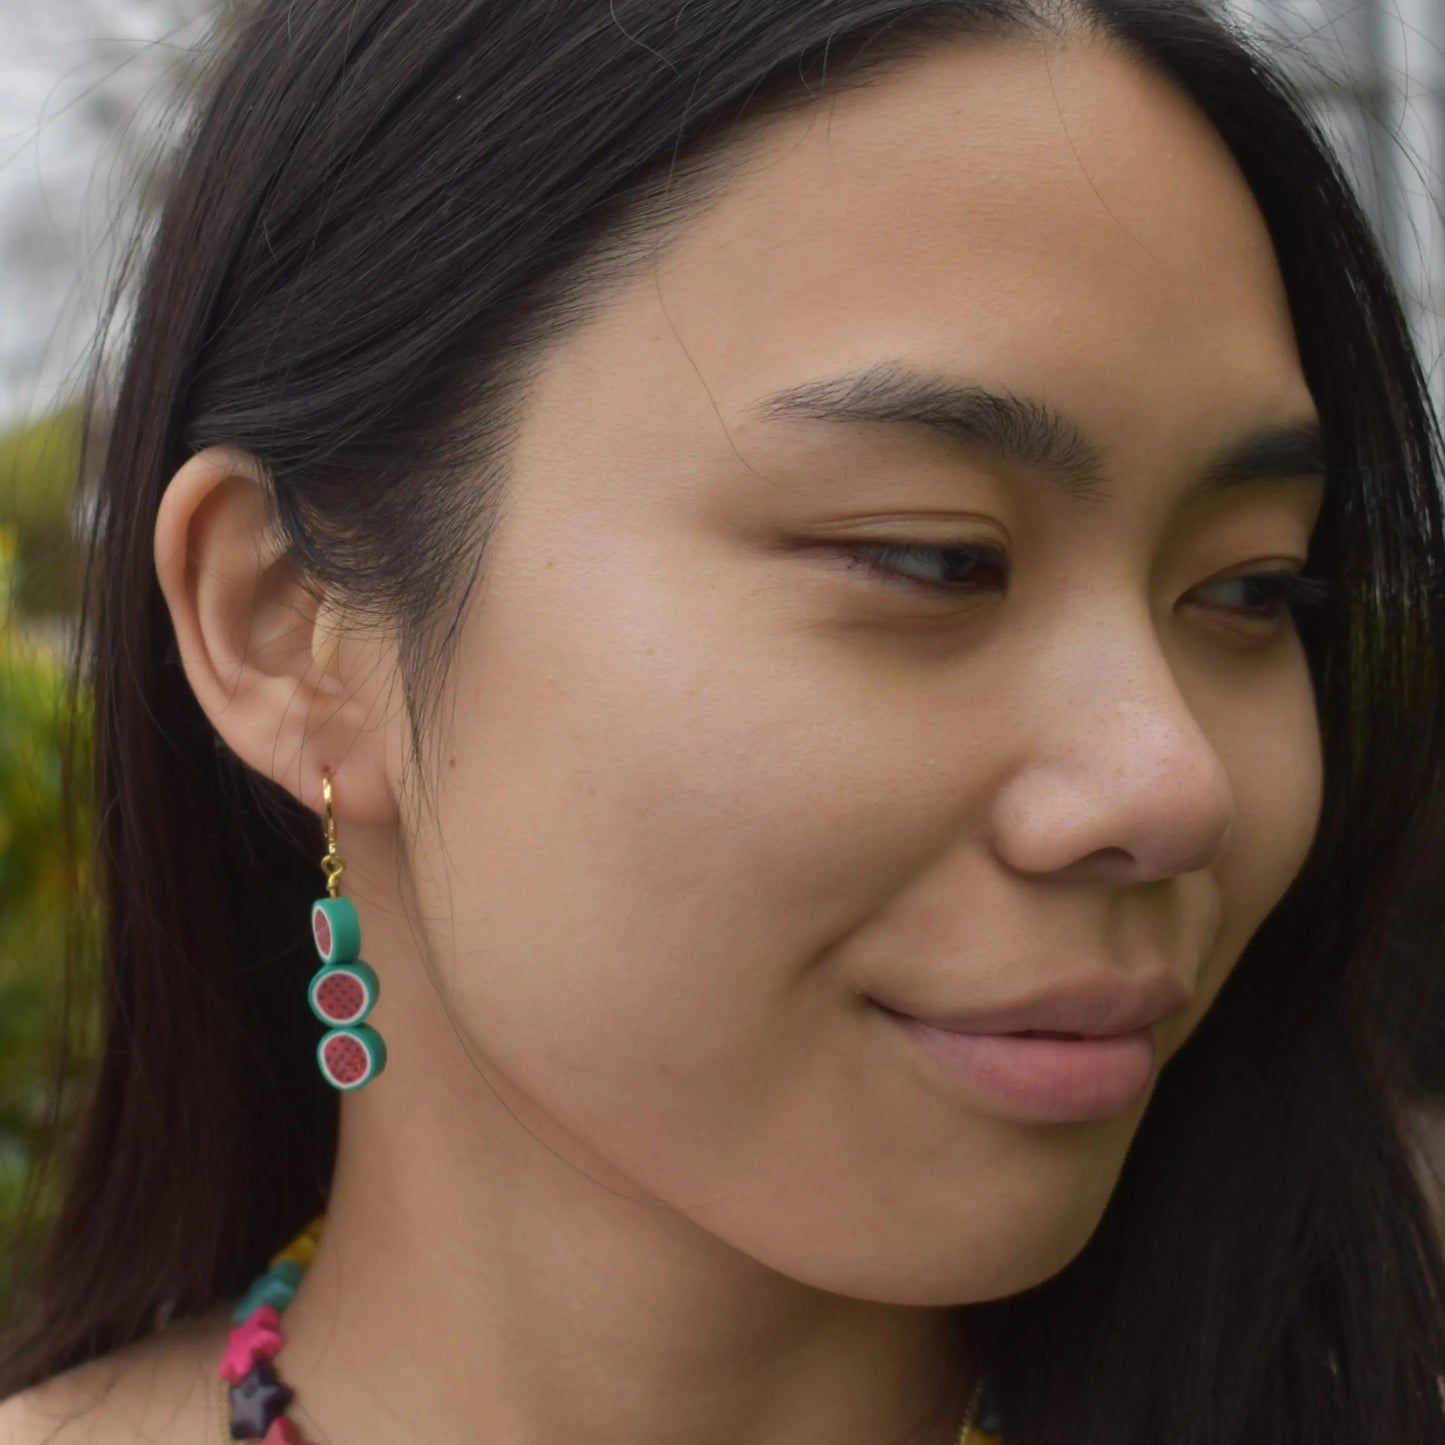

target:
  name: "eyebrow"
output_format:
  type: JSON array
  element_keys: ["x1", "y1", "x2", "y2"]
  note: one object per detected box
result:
[{"x1": 743, "y1": 360, "x2": 1326, "y2": 505}]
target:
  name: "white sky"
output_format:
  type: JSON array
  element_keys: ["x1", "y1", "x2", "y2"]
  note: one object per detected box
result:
[{"x1": 0, "y1": 0, "x2": 214, "y2": 429}]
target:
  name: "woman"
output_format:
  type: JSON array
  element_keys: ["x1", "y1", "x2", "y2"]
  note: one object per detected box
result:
[{"x1": 1, "y1": 0, "x2": 1443, "y2": 1441}]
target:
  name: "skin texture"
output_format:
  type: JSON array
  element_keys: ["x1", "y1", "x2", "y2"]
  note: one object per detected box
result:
[{"x1": 134, "y1": 33, "x2": 1325, "y2": 1445}]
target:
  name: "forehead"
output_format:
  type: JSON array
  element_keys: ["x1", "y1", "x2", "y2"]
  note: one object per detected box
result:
[
  {"x1": 514, "y1": 33, "x2": 1317, "y2": 525},
  {"x1": 591, "y1": 36, "x2": 1314, "y2": 480}
]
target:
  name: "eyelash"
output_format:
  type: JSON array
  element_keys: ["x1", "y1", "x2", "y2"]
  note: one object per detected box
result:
[{"x1": 836, "y1": 542, "x2": 1333, "y2": 624}]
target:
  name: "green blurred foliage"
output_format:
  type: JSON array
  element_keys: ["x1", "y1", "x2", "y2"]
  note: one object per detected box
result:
[
  {"x1": 0, "y1": 405, "x2": 87, "y2": 618},
  {"x1": 0, "y1": 406, "x2": 100, "y2": 1327}
]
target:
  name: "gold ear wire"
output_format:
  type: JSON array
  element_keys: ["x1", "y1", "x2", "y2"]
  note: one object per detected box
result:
[{"x1": 320, "y1": 770, "x2": 346, "y2": 899}]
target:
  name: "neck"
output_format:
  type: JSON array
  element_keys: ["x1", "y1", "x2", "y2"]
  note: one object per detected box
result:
[{"x1": 266, "y1": 1051, "x2": 978, "y2": 1445}]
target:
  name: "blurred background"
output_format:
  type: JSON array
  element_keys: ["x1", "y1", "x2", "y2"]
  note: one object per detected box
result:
[{"x1": 1, "y1": 0, "x2": 1443, "y2": 1322}]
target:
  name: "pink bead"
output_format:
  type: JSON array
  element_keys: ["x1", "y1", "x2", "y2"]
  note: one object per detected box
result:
[
  {"x1": 262, "y1": 1416, "x2": 305, "y2": 1444},
  {"x1": 218, "y1": 1305, "x2": 284, "y2": 1384}
]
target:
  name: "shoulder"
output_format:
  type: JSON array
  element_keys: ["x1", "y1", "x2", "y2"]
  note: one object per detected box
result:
[{"x1": 0, "y1": 1304, "x2": 233, "y2": 1445}]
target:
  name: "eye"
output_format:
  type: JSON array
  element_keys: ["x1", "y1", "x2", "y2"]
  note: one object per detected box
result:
[
  {"x1": 835, "y1": 541, "x2": 1009, "y2": 595},
  {"x1": 833, "y1": 542, "x2": 1333, "y2": 626},
  {"x1": 1189, "y1": 570, "x2": 1332, "y2": 624}
]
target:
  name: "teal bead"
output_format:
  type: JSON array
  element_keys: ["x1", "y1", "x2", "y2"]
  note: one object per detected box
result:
[
  {"x1": 308, "y1": 959, "x2": 380, "y2": 1027},
  {"x1": 229, "y1": 1259, "x2": 304, "y2": 1324},
  {"x1": 317, "y1": 1022, "x2": 387, "y2": 1091},
  {"x1": 311, "y1": 896, "x2": 361, "y2": 964},
  {"x1": 976, "y1": 1378, "x2": 1004, "y2": 1435}
]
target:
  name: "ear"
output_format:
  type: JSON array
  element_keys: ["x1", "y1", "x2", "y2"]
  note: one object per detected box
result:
[{"x1": 153, "y1": 443, "x2": 401, "y2": 825}]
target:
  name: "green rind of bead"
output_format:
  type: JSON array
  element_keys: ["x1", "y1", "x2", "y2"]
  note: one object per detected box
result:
[
  {"x1": 307, "y1": 959, "x2": 380, "y2": 1026},
  {"x1": 311, "y1": 896, "x2": 361, "y2": 964},
  {"x1": 317, "y1": 1023, "x2": 387, "y2": 1091},
  {"x1": 229, "y1": 1258, "x2": 304, "y2": 1324}
]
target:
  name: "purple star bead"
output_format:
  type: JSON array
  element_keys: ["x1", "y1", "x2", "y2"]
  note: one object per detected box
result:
[{"x1": 228, "y1": 1359, "x2": 295, "y2": 1440}]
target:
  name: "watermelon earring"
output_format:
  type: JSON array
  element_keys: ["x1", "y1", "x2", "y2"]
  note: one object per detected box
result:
[{"x1": 308, "y1": 770, "x2": 387, "y2": 1091}]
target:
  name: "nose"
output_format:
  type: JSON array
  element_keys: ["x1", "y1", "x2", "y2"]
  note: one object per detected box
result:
[{"x1": 988, "y1": 630, "x2": 1235, "y2": 885}]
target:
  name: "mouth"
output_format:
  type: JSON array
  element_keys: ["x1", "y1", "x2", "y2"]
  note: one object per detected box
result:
[
  {"x1": 867, "y1": 966, "x2": 1191, "y2": 1041},
  {"x1": 872, "y1": 1003, "x2": 1157, "y2": 1123}
]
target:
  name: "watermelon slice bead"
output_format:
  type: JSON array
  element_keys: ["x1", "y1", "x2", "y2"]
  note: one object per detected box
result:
[
  {"x1": 311, "y1": 897, "x2": 361, "y2": 965},
  {"x1": 317, "y1": 1025, "x2": 387, "y2": 1090},
  {"x1": 308, "y1": 960, "x2": 379, "y2": 1027}
]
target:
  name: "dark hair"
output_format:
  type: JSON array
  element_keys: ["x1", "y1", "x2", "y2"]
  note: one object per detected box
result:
[{"x1": 4, "y1": 1, "x2": 1444, "y2": 1440}]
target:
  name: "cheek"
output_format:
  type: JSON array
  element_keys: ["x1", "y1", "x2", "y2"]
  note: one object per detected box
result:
[{"x1": 412, "y1": 526, "x2": 909, "y2": 1187}]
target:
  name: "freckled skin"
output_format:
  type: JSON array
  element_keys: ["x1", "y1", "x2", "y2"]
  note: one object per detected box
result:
[{"x1": 153, "y1": 35, "x2": 1324, "y2": 1445}]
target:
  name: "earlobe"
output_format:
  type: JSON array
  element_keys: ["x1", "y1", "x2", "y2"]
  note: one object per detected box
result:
[{"x1": 152, "y1": 444, "x2": 400, "y2": 824}]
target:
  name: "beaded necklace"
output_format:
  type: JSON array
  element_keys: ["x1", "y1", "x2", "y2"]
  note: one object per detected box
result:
[{"x1": 215, "y1": 1216, "x2": 1006, "y2": 1443}]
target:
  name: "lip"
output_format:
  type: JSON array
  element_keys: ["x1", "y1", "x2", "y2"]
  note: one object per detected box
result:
[
  {"x1": 877, "y1": 971, "x2": 1192, "y2": 1039},
  {"x1": 878, "y1": 1007, "x2": 1158, "y2": 1122}
]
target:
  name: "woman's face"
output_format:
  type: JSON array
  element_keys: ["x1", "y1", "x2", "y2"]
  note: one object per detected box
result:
[{"x1": 386, "y1": 37, "x2": 1324, "y2": 1301}]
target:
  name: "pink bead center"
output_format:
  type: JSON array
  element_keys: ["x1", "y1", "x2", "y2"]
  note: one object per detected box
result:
[
  {"x1": 323, "y1": 1034, "x2": 368, "y2": 1085},
  {"x1": 316, "y1": 972, "x2": 365, "y2": 1023}
]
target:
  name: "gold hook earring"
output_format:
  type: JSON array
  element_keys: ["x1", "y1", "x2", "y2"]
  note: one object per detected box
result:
[{"x1": 306, "y1": 769, "x2": 387, "y2": 1089}]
